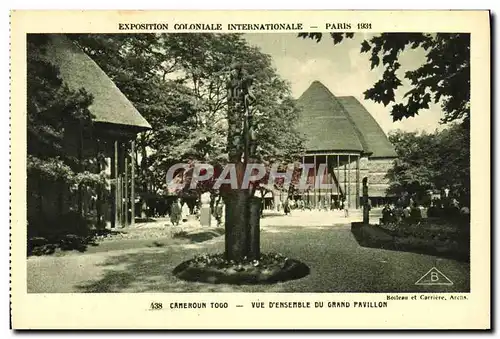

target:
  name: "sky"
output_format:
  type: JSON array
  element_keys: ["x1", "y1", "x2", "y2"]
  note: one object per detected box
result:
[{"x1": 244, "y1": 33, "x2": 446, "y2": 135}]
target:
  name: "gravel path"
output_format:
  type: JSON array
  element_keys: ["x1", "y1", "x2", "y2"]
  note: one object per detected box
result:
[{"x1": 27, "y1": 224, "x2": 469, "y2": 293}]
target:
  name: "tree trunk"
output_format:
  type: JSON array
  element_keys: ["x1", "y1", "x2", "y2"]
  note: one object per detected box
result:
[
  {"x1": 223, "y1": 74, "x2": 261, "y2": 262},
  {"x1": 223, "y1": 189, "x2": 262, "y2": 261},
  {"x1": 224, "y1": 189, "x2": 250, "y2": 261}
]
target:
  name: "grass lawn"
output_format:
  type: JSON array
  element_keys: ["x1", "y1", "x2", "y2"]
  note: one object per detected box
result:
[{"x1": 27, "y1": 225, "x2": 470, "y2": 293}]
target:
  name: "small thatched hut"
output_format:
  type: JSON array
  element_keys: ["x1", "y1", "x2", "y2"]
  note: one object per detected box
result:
[
  {"x1": 296, "y1": 81, "x2": 397, "y2": 209},
  {"x1": 30, "y1": 34, "x2": 151, "y2": 228}
]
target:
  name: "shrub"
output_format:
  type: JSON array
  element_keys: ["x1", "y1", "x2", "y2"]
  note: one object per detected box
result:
[{"x1": 27, "y1": 211, "x2": 94, "y2": 255}]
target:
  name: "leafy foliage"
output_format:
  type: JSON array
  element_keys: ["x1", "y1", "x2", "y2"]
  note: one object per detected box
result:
[
  {"x1": 27, "y1": 34, "x2": 112, "y2": 246},
  {"x1": 386, "y1": 124, "x2": 470, "y2": 204},
  {"x1": 27, "y1": 34, "x2": 106, "y2": 218},
  {"x1": 28, "y1": 35, "x2": 94, "y2": 180},
  {"x1": 70, "y1": 34, "x2": 197, "y2": 195},
  {"x1": 298, "y1": 33, "x2": 470, "y2": 125},
  {"x1": 72, "y1": 33, "x2": 305, "y2": 196}
]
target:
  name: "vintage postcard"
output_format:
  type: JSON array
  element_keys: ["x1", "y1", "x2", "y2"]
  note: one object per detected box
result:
[{"x1": 10, "y1": 10, "x2": 490, "y2": 329}]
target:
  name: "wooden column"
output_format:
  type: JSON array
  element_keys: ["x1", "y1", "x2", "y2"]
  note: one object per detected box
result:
[
  {"x1": 313, "y1": 155, "x2": 317, "y2": 209},
  {"x1": 112, "y1": 140, "x2": 118, "y2": 228},
  {"x1": 326, "y1": 155, "x2": 329, "y2": 209},
  {"x1": 302, "y1": 155, "x2": 305, "y2": 202},
  {"x1": 95, "y1": 143, "x2": 103, "y2": 228},
  {"x1": 348, "y1": 154, "x2": 351, "y2": 209},
  {"x1": 124, "y1": 144, "x2": 129, "y2": 227},
  {"x1": 356, "y1": 155, "x2": 360, "y2": 209},
  {"x1": 343, "y1": 159, "x2": 347, "y2": 205},
  {"x1": 336, "y1": 154, "x2": 340, "y2": 202},
  {"x1": 305, "y1": 156, "x2": 309, "y2": 204},
  {"x1": 115, "y1": 141, "x2": 123, "y2": 227},
  {"x1": 131, "y1": 140, "x2": 135, "y2": 226}
]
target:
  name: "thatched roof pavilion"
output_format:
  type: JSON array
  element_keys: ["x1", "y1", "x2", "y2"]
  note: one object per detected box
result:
[
  {"x1": 39, "y1": 34, "x2": 151, "y2": 227},
  {"x1": 295, "y1": 81, "x2": 397, "y2": 209}
]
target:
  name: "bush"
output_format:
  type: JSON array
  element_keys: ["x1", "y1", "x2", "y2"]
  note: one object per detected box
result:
[
  {"x1": 27, "y1": 211, "x2": 95, "y2": 255},
  {"x1": 28, "y1": 211, "x2": 92, "y2": 238},
  {"x1": 378, "y1": 218, "x2": 469, "y2": 244}
]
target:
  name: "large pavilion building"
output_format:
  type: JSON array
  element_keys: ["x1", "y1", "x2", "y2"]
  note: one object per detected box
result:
[{"x1": 296, "y1": 81, "x2": 398, "y2": 209}]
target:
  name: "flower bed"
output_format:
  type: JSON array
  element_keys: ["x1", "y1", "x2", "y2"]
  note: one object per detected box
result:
[
  {"x1": 379, "y1": 219, "x2": 469, "y2": 243},
  {"x1": 173, "y1": 252, "x2": 310, "y2": 285},
  {"x1": 352, "y1": 219, "x2": 469, "y2": 262}
]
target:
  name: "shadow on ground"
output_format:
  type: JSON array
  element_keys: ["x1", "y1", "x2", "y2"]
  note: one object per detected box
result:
[
  {"x1": 29, "y1": 226, "x2": 469, "y2": 293},
  {"x1": 261, "y1": 211, "x2": 285, "y2": 218},
  {"x1": 351, "y1": 223, "x2": 470, "y2": 263},
  {"x1": 134, "y1": 217, "x2": 157, "y2": 223},
  {"x1": 75, "y1": 245, "x2": 284, "y2": 293},
  {"x1": 28, "y1": 229, "x2": 128, "y2": 256},
  {"x1": 172, "y1": 228, "x2": 225, "y2": 243}
]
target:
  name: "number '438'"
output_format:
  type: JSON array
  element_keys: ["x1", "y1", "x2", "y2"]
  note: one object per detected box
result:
[{"x1": 150, "y1": 302, "x2": 163, "y2": 310}]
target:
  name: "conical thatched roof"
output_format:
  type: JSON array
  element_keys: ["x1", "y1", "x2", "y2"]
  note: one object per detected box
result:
[
  {"x1": 297, "y1": 81, "x2": 364, "y2": 152},
  {"x1": 297, "y1": 81, "x2": 396, "y2": 158},
  {"x1": 337, "y1": 96, "x2": 397, "y2": 158},
  {"x1": 41, "y1": 34, "x2": 151, "y2": 131}
]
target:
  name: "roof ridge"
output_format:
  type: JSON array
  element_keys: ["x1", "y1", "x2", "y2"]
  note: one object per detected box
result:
[
  {"x1": 339, "y1": 96, "x2": 389, "y2": 138},
  {"x1": 337, "y1": 96, "x2": 397, "y2": 158},
  {"x1": 337, "y1": 97, "x2": 372, "y2": 155}
]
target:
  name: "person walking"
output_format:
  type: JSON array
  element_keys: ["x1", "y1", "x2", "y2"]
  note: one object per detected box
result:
[
  {"x1": 170, "y1": 198, "x2": 182, "y2": 226},
  {"x1": 342, "y1": 197, "x2": 349, "y2": 218},
  {"x1": 283, "y1": 198, "x2": 291, "y2": 216},
  {"x1": 181, "y1": 201, "x2": 190, "y2": 222},
  {"x1": 215, "y1": 201, "x2": 224, "y2": 227}
]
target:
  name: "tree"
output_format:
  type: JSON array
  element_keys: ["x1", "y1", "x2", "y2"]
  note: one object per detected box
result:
[
  {"x1": 387, "y1": 124, "x2": 470, "y2": 205},
  {"x1": 163, "y1": 33, "x2": 305, "y2": 166},
  {"x1": 386, "y1": 130, "x2": 439, "y2": 203},
  {"x1": 433, "y1": 124, "x2": 470, "y2": 203},
  {"x1": 73, "y1": 33, "x2": 305, "y2": 261},
  {"x1": 298, "y1": 33, "x2": 470, "y2": 126},
  {"x1": 167, "y1": 34, "x2": 305, "y2": 260},
  {"x1": 155, "y1": 34, "x2": 305, "y2": 261},
  {"x1": 299, "y1": 33, "x2": 470, "y2": 207},
  {"x1": 27, "y1": 34, "x2": 105, "y2": 235},
  {"x1": 73, "y1": 33, "x2": 304, "y2": 200},
  {"x1": 71, "y1": 34, "x2": 200, "y2": 209}
]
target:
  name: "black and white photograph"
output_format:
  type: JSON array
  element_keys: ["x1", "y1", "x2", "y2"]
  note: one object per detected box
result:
[
  {"x1": 25, "y1": 30, "x2": 472, "y2": 294},
  {"x1": 9, "y1": 8, "x2": 493, "y2": 331}
]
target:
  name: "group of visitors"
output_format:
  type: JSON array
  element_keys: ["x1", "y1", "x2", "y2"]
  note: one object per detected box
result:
[
  {"x1": 427, "y1": 197, "x2": 470, "y2": 218},
  {"x1": 169, "y1": 196, "x2": 226, "y2": 227},
  {"x1": 279, "y1": 196, "x2": 349, "y2": 217},
  {"x1": 381, "y1": 203, "x2": 422, "y2": 224},
  {"x1": 380, "y1": 195, "x2": 470, "y2": 225},
  {"x1": 169, "y1": 198, "x2": 191, "y2": 226}
]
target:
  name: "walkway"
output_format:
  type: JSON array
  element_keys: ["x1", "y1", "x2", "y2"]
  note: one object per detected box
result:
[
  {"x1": 27, "y1": 220, "x2": 469, "y2": 293},
  {"x1": 260, "y1": 208, "x2": 381, "y2": 227}
]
